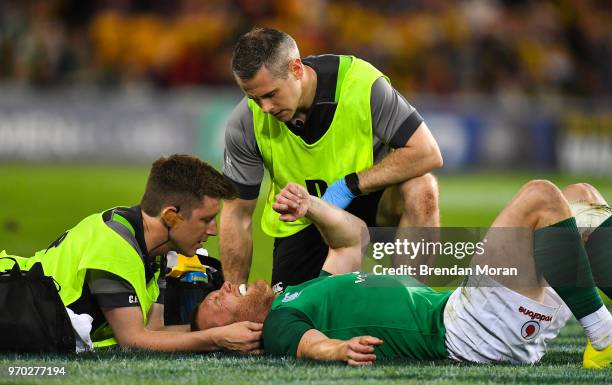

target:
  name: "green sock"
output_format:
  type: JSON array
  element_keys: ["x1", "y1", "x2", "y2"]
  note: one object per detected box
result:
[
  {"x1": 534, "y1": 217, "x2": 604, "y2": 319},
  {"x1": 585, "y1": 215, "x2": 612, "y2": 301}
]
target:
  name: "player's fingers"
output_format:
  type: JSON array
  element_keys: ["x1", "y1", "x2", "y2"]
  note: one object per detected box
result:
[
  {"x1": 287, "y1": 183, "x2": 306, "y2": 198},
  {"x1": 347, "y1": 357, "x2": 374, "y2": 366},
  {"x1": 277, "y1": 187, "x2": 299, "y2": 200},
  {"x1": 349, "y1": 341, "x2": 375, "y2": 354},
  {"x1": 272, "y1": 202, "x2": 289, "y2": 213},
  {"x1": 275, "y1": 191, "x2": 291, "y2": 204},
  {"x1": 279, "y1": 214, "x2": 297, "y2": 222},
  {"x1": 347, "y1": 350, "x2": 377, "y2": 362},
  {"x1": 274, "y1": 193, "x2": 288, "y2": 205},
  {"x1": 282, "y1": 184, "x2": 304, "y2": 200},
  {"x1": 349, "y1": 352, "x2": 377, "y2": 362},
  {"x1": 248, "y1": 339, "x2": 262, "y2": 349},
  {"x1": 348, "y1": 352, "x2": 376, "y2": 363},
  {"x1": 244, "y1": 322, "x2": 264, "y2": 331},
  {"x1": 359, "y1": 336, "x2": 384, "y2": 346},
  {"x1": 275, "y1": 194, "x2": 300, "y2": 209},
  {"x1": 348, "y1": 337, "x2": 374, "y2": 353},
  {"x1": 238, "y1": 342, "x2": 261, "y2": 353},
  {"x1": 244, "y1": 348, "x2": 264, "y2": 356},
  {"x1": 278, "y1": 190, "x2": 302, "y2": 206},
  {"x1": 249, "y1": 330, "x2": 263, "y2": 340}
]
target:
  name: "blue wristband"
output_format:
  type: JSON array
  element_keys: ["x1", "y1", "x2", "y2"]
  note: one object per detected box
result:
[{"x1": 321, "y1": 178, "x2": 355, "y2": 209}]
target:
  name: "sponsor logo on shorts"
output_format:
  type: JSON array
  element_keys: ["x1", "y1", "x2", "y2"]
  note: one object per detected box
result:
[
  {"x1": 518, "y1": 306, "x2": 553, "y2": 322},
  {"x1": 521, "y1": 320, "x2": 540, "y2": 340}
]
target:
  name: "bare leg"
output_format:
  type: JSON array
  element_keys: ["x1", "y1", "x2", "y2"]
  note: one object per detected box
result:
[
  {"x1": 376, "y1": 173, "x2": 440, "y2": 227},
  {"x1": 478, "y1": 181, "x2": 610, "y2": 358},
  {"x1": 476, "y1": 180, "x2": 573, "y2": 301}
]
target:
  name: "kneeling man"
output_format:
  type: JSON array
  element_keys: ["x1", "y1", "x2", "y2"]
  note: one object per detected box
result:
[
  {"x1": 192, "y1": 181, "x2": 612, "y2": 368},
  {"x1": 1, "y1": 154, "x2": 261, "y2": 353}
]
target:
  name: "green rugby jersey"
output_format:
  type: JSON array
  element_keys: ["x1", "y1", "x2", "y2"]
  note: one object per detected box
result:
[{"x1": 263, "y1": 272, "x2": 451, "y2": 360}]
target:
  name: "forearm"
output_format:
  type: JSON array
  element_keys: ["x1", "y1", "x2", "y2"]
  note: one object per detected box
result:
[
  {"x1": 154, "y1": 324, "x2": 191, "y2": 332},
  {"x1": 359, "y1": 148, "x2": 440, "y2": 193},
  {"x1": 146, "y1": 304, "x2": 190, "y2": 332},
  {"x1": 305, "y1": 196, "x2": 366, "y2": 250},
  {"x1": 220, "y1": 204, "x2": 254, "y2": 283},
  {"x1": 220, "y1": 226, "x2": 253, "y2": 283},
  {"x1": 299, "y1": 339, "x2": 345, "y2": 361},
  {"x1": 359, "y1": 123, "x2": 442, "y2": 193},
  {"x1": 119, "y1": 327, "x2": 223, "y2": 352},
  {"x1": 297, "y1": 329, "x2": 344, "y2": 361},
  {"x1": 297, "y1": 329, "x2": 382, "y2": 365},
  {"x1": 146, "y1": 318, "x2": 190, "y2": 333},
  {"x1": 106, "y1": 306, "x2": 261, "y2": 353}
]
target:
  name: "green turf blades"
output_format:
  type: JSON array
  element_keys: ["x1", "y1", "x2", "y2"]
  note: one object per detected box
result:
[
  {"x1": 0, "y1": 316, "x2": 609, "y2": 385},
  {"x1": 3, "y1": 167, "x2": 612, "y2": 289}
]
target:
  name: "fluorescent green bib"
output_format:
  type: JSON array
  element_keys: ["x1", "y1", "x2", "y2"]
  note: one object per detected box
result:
[
  {"x1": 251, "y1": 56, "x2": 384, "y2": 237},
  {"x1": 0, "y1": 210, "x2": 159, "y2": 348}
]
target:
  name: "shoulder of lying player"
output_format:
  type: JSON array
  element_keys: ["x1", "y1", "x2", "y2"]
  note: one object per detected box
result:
[{"x1": 263, "y1": 307, "x2": 314, "y2": 357}]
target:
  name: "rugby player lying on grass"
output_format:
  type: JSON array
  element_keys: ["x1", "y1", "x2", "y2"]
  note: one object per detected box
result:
[{"x1": 192, "y1": 181, "x2": 611, "y2": 368}]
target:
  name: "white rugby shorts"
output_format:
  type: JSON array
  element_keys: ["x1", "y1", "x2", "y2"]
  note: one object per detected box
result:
[{"x1": 443, "y1": 275, "x2": 572, "y2": 364}]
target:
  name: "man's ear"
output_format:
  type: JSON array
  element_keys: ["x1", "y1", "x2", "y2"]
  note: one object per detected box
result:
[
  {"x1": 289, "y1": 58, "x2": 304, "y2": 80},
  {"x1": 161, "y1": 208, "x2": 183, "y2": 228}
]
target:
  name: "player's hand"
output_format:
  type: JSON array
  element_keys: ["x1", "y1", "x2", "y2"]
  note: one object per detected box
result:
[
  {"x1": 214, "y1": 321, "x2": 263, "y2": 353},
  {"x1": 321, "y1": 178, "x2": 355, "y2": 209},
  {"x1": 273, "y1": 183, "x2": 310, "y2": 222},
  {"x1": 337, "y1": 336, "x2": 383, "y2": 366}
]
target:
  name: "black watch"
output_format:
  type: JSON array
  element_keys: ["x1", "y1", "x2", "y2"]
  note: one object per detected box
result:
[{"x1": 344, "y1": 172, "x2": 362, "y2": 196}]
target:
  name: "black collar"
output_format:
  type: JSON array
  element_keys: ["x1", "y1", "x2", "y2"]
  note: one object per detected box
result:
[{"x1": 285, "y1": 55, "x2": 340, "y2": 144}]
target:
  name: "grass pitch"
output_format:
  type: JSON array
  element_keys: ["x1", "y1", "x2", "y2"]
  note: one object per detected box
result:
[
  {"x1": 3, "y1": 164, "x2": 612, "y2": 282},
  {"x1": 0, "y1": 321, "x2": 609, "y2": 385},
  {"x1": 1, "y1": 164, "x2": 611, "y2": 384}
]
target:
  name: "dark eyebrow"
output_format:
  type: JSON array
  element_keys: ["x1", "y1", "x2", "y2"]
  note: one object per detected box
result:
[{"x1": 262, "y1": 89, "x2": 277, "y2": 98}]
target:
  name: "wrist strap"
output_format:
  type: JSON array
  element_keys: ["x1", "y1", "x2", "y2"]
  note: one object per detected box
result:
[{"x1": 344, "y1": 173, "x2": 362, "y2": 196}]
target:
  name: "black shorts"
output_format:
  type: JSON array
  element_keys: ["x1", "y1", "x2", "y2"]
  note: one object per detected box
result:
[{"x1": 271, "y1": 189, "x2": 384, "y2": 288}]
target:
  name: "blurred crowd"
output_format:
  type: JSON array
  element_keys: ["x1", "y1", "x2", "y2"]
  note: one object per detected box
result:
[{"x1": 1, "y1": 0, "x2": 611, "y2": 97}]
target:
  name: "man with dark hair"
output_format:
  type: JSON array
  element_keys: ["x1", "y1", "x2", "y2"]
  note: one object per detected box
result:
[
  {"x1": 0, "y1": 154, "x2": 262, "y2": 352},
  {"x1": 221, "y1": 27, "x2": 443, "y2": 290},
  {"x1": 195, "y1": 181, "x2": 611, "y2": 368}
]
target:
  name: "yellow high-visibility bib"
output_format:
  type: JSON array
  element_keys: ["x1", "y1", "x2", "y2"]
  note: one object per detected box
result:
[
  {"x1": 0, "y1": 210, "x2": 160, "y2": 348},
  {"x1": 251, "y1": 56, "x2": 386, "y2": 237}
]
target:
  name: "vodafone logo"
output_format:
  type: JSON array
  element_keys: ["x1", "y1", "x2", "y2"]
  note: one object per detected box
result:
[
  {"x1": 521, "y1": 321, "x2": 540, "y2": 340},
  {"x1": 518, "y1": 306, "x2": 553, "y2": 322}
]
